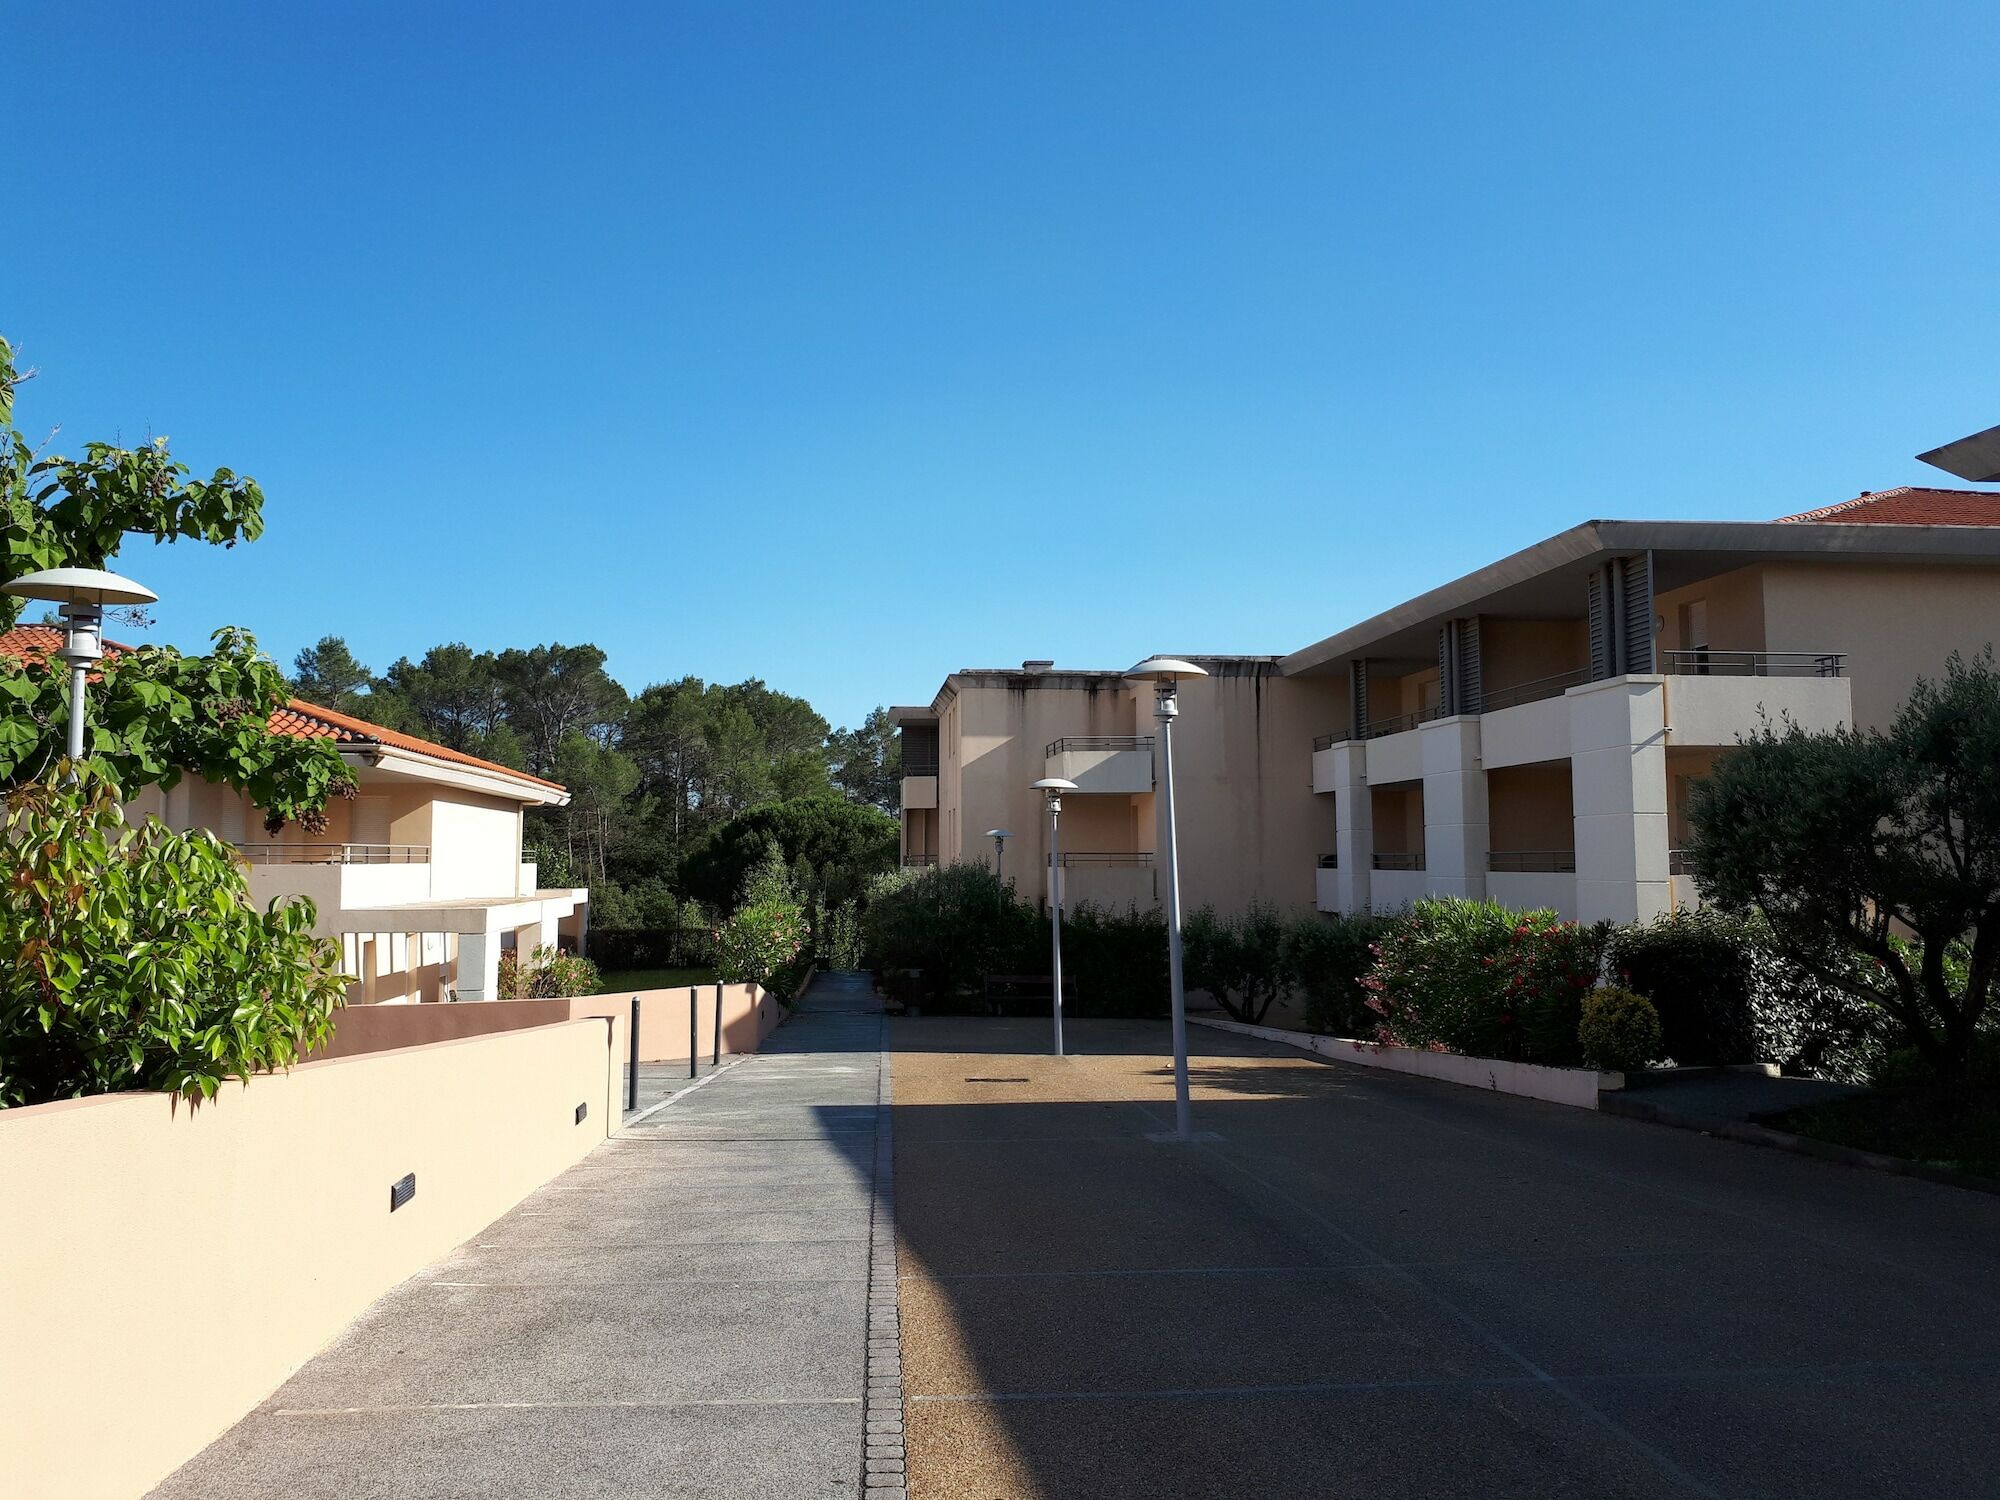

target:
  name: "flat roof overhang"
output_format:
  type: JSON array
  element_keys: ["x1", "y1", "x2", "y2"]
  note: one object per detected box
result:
[
  {"x1": 1918, "y1": 425, "x2": 2000, "y2": 484},
  {"x1": 1282, "y1": 519, "x2": 2000, "y2": 676}
]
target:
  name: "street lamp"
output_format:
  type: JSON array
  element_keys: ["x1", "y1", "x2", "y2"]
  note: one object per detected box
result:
[
  {"x1": 985, "y1": 828, "x2": 1012, "y2": 886},
  {"x1": 1125, "y1": 656, "x2": 1209, "y2": 1141},
  {"x1": 1029, "y1": 779, "x2": 1076, "y2": 1057},
  {"x1": 0, "y1": 567, "x2": 158, "y2": 762}
]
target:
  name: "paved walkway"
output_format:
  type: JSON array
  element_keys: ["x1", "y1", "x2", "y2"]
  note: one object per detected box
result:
[
  {"x1": 151, "y1": 974, "x2": 892, "y2": 1499},
  {"x1": 889, "y1": 1016, "x2": 2000, "y2": 1500}
]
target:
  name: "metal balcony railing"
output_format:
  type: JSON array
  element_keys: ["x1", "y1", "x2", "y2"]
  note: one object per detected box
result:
[
  {"x1": 1481, "y1": 667, "x2": 1590, "y2": 712},
  {"x1": 1058, "y1": 851, "x2": 1155, "y2": 868},
  {"x1": 1312, "y1": 728, "x2": 1353, "y2": 752},
  {"x1": 1365, "y1": 707, "x2": 1442, "y2": 738},
  {"x1": 234, "y1": 843, "x2": 430, "y2": 865},
  {"x1": 901, "y1": 854, "x2": 938, "y2": 868},
  {"x1": 1317, "y1": 852, "x2": 1339, "y2": 870},
  {"x1": 1661, "y1": 650, "x2": 1846, "y2": 678},
  {"x1": 1371, "y1": 850, "x2": 1425, "y2": 871},
  {"x1": 1044, "y1": 735, "x2": 1154, "y2": 758},
  {"x1": 1668, "y1": 848, "x2": 1693, "y2": 876},
  {"x1": 902, "y1": 758, "x2": 940, "y2": 778},
  {"x1": 1488, "y1": 850, "x2": 1577, "y2": 873}
]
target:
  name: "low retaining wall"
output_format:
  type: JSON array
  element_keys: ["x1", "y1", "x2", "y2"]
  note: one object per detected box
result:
[
  {"x1": 320, "y1": 983, "x2": 781, "y2": 1063},
  {"x1": 0, "y1": 1018, "x2": 623, "y2": 1500},
  {"x1": 1190, "y1": 1015, "x2": 1618, "y2": 1110}
]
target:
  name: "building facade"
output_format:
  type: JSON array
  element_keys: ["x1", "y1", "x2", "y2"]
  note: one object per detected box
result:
[
  {"x1": 895, "y1": 487, "x2": 2000, "y2": 927},
  {"x1": 0, "y1": 627, "x2": 587, "y2": 1004}
]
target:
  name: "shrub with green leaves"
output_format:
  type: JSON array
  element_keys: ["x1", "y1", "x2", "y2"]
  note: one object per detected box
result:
[
  {"x1": 496, "y1": 944, "x2": 601, "y2": 1000},
  {"x1": 0, "y1": 772, "x2": 349, "y2": 1106},
  {"x1": 1184, "y1": 902, "x2": 1290, "y2": 1024},
  {"x1": 1606, "y1": 908, "x2": 1891, "y2": 1081},
  {"x1": 714, "y1": 848, "x2": 811, "y2": 1000},
  {"x1": 1578, "y1": 987, "x2": 1662, "y2": 1072},
  {"x1": 1363, "y1": 897, "x2": 1604, "y2": 1065},
  {"x1": 1282, "y1": 913, "x2": 1396, "y2": 1035}
]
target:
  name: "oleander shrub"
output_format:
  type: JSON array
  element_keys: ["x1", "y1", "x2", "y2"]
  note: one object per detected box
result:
[
  {"x1": 1578, "y1": 987, "x2": 1663, "y2": 1072},
  {"x1": 0, "y1": 772, "x2": 349, "y2": 1106},
  {"x1": 861, "y1": 861, "x2": 1038, "y2": 1002},
  {"x1": 1060, "y1": 903, "x2": 1170, "y2": 1019},
  {"x1": 1281, "y1": 913, "x2": 1397, "y2": 1036},
  {"x1": 714, "y1": 848, "x2": 811, "y2": 1001},
  {"x1": 1363, "y1": 897, "x2": 1605, "y2": 1066}
]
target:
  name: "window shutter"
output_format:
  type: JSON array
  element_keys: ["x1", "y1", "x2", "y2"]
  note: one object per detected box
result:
[
  {"x1": 1621, "y1": 552, "x2": 1655, "y2": 674},
  {"x1": 1350, "y1": 659, "x2": 1370, "y2": 738},
  {"x1": 1586, "y1": 568, "x2": 1612, "y2": 680},
  {"x1": 1456, "y1": 616, "x2": 1483, "y2": 714}
]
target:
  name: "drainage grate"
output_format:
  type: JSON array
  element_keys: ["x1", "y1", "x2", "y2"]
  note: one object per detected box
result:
[{"x1": 964, "y1": 1076, "x2": 1030, "y2": 1083}]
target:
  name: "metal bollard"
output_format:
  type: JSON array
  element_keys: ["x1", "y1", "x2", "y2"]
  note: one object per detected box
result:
[
  {"x1": 713, "y1": 982, "x2": 723, "y2": 1066},
  {"x1": 626, "y1": 996, "x2": 640, "y2": 1111},
  {"x1": 688, "y1": 987, "x2": 698, "y2": 1079}
]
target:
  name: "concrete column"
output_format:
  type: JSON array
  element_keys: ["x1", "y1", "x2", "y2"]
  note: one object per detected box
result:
[
  {"x1": 456, "y1": 929, "x2": 501, "y2": 1002},
  {"x1": 1420, "y1": 715, "x2": 1488, "y2": 901},
  {"x1": 515, "y1": 911, "x2": 559, "y2": 963},
  {"x1": 1330, "y1": 742, "x2": 1373, "y2": 914},
  {"x1": 1568, "y1": 676, "x2": 1671, "y2": 925}
]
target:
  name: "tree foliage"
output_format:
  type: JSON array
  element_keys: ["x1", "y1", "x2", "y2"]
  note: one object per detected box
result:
[
  {"x1": 1688, "y1": 653, "x2": 2000, "y2": 1087},
  {"x1": 0, "y1": 774, "x2": 350, "y2": 1106},
  {"x1": 680, "y1": 791, "x2": 898, "y2": 913},
  {"x1": 1, "y1": 336, "x2": 264, "y2": 631}
]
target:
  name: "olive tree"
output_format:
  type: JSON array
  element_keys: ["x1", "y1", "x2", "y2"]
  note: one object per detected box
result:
[
  {"x1": 1688, "y1": 652, "x2": 2000, "y2": 1087},
  {"x1": 0, "y1": 774, "x2": 350, "y2": 1106}
]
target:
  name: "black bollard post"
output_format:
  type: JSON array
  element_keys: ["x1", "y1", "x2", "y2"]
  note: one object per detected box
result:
[
  {"x1": 688, "y1": 987, "x2": 698, "y2": 1079},
  {"x1": 713, "y1": 982, "x2": 723, "y2": 1066},
  {"x1": 626, "y1": 996, "x2": 640, "y2": 1112}
]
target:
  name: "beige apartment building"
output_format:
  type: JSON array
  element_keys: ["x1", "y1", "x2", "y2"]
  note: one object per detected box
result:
[
  {"x1": 895, "y1": 487, "x2": 2000, "y2": 927},
  {"x1": 1, "y1": 627, "x2": 589, "y2": 1004}
]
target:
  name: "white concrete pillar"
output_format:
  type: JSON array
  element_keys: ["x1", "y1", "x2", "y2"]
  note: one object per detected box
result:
[
  {"x1": 1420, "y1": 715, "x2": 1488, "y2": 901},
  {"x1": 456, "y1": 929, "x2": 501, "y2": 1002},
  {"x1": 1568, "y1": 676, "x2": 1671, "y2": 925},
  {"x1": 1330, "y1": 742, "x2": 1373, "y2": 914}
]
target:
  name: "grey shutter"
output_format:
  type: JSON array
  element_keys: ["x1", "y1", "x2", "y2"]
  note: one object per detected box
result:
[
  {"x1": 1456, "y1": 616, "x2": 1483, "y2": 714},
  {"x1": 1350, "y1": 659, "x2": 1370, "y2": 738},
  {"x1": 1621, "y1": 552, "x2": 1655, "y2": 673},
  {"x1": 1586, "y1": 568, "x2": 1612, "y2": 680},
  {"x1": 1437, "y1": 626, "x2": 1454, "y2": 716}
]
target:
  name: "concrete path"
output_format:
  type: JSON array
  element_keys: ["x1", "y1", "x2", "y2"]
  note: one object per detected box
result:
[
  {"x1": 890, "y1": 1016, "x2": 2000, "y2": 1500},
  {"x1": 150, "y1": 974, "x2": 891, "y2": 1500}
]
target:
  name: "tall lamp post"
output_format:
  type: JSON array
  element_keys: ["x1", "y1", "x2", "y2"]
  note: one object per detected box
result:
[
  {"x1": 1029, "y1": 779, "x2": 1076, "y2": 1056},
  {"x1": 985, "y1": 827, "x2": 1012, "y2": 887},
  {"x1": 1125, "y1": 657, "x2": 1208, "y2": 1141},
  {"x1": 0, "y1": 567, "x2": 158, "y2": 763}
]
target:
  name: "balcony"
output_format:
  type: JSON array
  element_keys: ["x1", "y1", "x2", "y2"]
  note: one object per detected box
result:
[
  {"x1": 234, "y1": 843, "x2": 430, "y2": 864},
  {"x1": 900, "y1": 773, "x2": 938, "y2": 810},
  {"x1": 1664, "y1": 654, "x2": 1852, "y2": 746},
  {"x1": 233, "y1": 845, "x2": 436, "y2": 934},
  {"x1": 902, "y1": 854, "x2": 938, "y2": 868},
  {"x1": 1044, "y1": 736, "x2": 1155, "y2": 795},
  {"x1": 1365, "y1": 707, "x2": 1442, "y2": 738},
  {"x1": 1487, "y1": 852, "x2": 1579, "y2": 921},
  {"x1": 1315, "y1": 855, "x2": 1339, "y2": 913},
  {"x1": 1311, "y1": 727, "x2": 1353, "y2": 752},
  {"x1": 1057, "y1": 851, "x2": 1156, "y2": 910},
  {"x1": 1661, "y1": 650, "x2": 1845, "y2": 678},
  {"x1": 1481, "y1": 667, "x2": 1588, "y2": 712}
]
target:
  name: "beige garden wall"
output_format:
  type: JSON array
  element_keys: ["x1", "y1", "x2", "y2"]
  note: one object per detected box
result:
[
  {"x1": 0, "y1": 1018, "x2": 623, "y2": 1500},
  {"x1": 318, "y1": 984, "x2": 782, "y2": 1063}
]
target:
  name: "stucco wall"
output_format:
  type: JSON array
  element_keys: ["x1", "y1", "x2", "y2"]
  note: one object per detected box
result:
[
  {"x1": 1655, "y1": 564, "x2": 1766, "y2": 658},
  {"x1": 1487, "y1": 762, "x2": 1573, "y2": 852},
  {"x1": 1481, "y1": 617, "x2": 1588, "y2": 695},
  {"x1": 0, "y1": 1020, "x2": 621, "y2": 1500},
  {"x1": 1758, "y1": 562, "x2": 2000, "y2": 731},
  {"x1": 316, "y1": 985, "x2": 782, "y2": 1062},
  {"x1": 428, "y1": 790, "x2": 525, "y2": 898}
]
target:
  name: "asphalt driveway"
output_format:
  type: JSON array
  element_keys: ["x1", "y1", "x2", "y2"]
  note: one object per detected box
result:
[{"x1": 889, "y1": 1016, "x2": 2000, "y2": 1500}]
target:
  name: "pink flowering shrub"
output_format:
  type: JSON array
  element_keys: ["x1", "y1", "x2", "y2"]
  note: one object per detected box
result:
[{"x1": 1363, "y1": 898, "x2": 1607, "y2": 1065}]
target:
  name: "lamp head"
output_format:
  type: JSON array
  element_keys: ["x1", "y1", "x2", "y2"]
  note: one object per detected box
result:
[
  {"x1": 1, "y1": 567, "x2": 158, "y2": 608},
  {"x1": 984, "y1": 828, "x2": 1012, "y2": 843},
  {"x1": 1127, "y1": 657, "x2": 1205, "y2": 719},
  {"x1": 1030, "y1": 777, "x2": 1077, "y2": 811}
]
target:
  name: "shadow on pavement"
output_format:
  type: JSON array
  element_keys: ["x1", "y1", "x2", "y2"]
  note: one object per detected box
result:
[{"x1": 854, "y1": 1015, "x2": 2000, "y2": 1500}]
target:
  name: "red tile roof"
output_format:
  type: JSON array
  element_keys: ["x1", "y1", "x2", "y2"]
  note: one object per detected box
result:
[
  {"x1": 0, "y1": 626, "x2": 565, "y2": 795},
  {"x1": 1775, "y1": 486, "x2": 2000, "y2": 526}
]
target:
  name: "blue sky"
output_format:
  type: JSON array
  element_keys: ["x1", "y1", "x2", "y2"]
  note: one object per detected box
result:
[{"x1": 9, "y1": 2, "x2": 1998, "y2": 729}]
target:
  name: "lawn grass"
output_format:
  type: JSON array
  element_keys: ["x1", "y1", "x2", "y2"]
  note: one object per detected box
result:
[
  {"x1": 1769, "y1": 1087, "x2": 2000, "y2": 1181},
  {"x1": 592, "y1": 967, "x2": 719, "y2": 994}
]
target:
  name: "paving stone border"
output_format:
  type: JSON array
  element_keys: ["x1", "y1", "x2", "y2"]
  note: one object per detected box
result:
[{"x1": 862, "y1": 1036, "x2": 907, "y2": 1496}]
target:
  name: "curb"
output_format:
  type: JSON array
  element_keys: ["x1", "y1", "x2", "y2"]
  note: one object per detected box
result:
[
  {"x1": 1598, "y1": 1092, "x2": 2000, "y2": 1198},
  {"x1": 862, "y1": 1031, "x2": 907, "y2": 1496}
]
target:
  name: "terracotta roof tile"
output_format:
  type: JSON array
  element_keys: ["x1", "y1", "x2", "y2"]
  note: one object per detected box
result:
[
  {"x1": 1775, "y1": 486, "x2": 2000, "y2": 526},
  {"x1": 0, "y1": 627, "x2": 565, "y2": 796}
]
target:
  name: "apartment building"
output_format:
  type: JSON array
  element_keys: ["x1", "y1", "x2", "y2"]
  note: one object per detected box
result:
[
  {"x1": 893, "y1": 657, "x2": 1340, "y2": 916},
  {"x1": 1, "y1": 627, "x2": 587, "y2": 1004},
  {"x1": 895, "y1": 487, "x2": 2000, "y2": 927}
]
